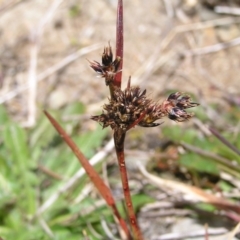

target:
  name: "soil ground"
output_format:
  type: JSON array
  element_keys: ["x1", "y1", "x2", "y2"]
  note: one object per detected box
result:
[{"x1": 1, "y1": 0, "x2": 240, "y2": 120}]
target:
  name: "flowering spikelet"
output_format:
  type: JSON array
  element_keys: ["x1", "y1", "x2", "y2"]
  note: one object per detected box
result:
[
  {"x1": 161, "y1": 92, "x2": 199, "y2": 122},
  {"x1": 91, "y1": 78, "x2": 149, "y2": 131},
  {"x1": 91, "y1": 77, "x2": 199, "y2": 131},
  {"x1": 89, "y1": 43, "x2": 121, "y2": 86}
]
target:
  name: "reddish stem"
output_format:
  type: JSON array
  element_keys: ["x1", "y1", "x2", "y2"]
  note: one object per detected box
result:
[
  {"x1": 44, "y1": 110, "x2": 130, "y2": 238},
  {"x1": 114, "y1": 129, "x2": 144, "y2": 240},
  {"x1": 114, "y1": 0, "x2": 123, "y2": 88},
  {"x1": 127, "y1": 110, "x2": 147, "y2": 131}
]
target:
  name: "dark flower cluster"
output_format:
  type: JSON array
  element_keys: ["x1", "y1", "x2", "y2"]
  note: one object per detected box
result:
[
  {"x1": 161, "y1": 92, "x2": 199, "y2": 122},
  {"x1": 89, "y1": 43, "x2": 121, "y2": 86},
  {"x1": 91, "y1": 78, "x2": 155, "y2": 131},
  {"x1": 90, "y1": 45, "x2": 199, "y2": 132}
]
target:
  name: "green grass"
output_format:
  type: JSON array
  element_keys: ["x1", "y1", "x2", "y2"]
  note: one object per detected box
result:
[{"x1": 0, "y1": 98, "x2": 240, "y2": 239}]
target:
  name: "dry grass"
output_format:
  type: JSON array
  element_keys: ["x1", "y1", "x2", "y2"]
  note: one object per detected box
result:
[{"x1": 1, "y1": 0, "x2": 240, "y2": 124}]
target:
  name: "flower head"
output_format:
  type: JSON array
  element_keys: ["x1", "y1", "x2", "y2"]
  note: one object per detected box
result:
[
  {"x1": 89, "y1": 43, "x2": 121, "y2": 86},
  {"x1": 91, "y1": 78, "x2": 150, "y2": 131},
  {"x1": 161, "y1": 92, "x2": 199, "y2": 122},
  {"x1": 91, "y1": 79, "x2": 199, "y2": 131}
]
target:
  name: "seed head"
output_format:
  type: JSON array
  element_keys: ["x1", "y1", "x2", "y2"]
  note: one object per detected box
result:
[
  {"x1": 89, "y1": 43, "x2": 121, "y2": 86},
  {"x1": 91, "y1": 79, "x2": 199, "y2": 131},
  {"x1": 161, "y1": 92, "x2": 199, "y2": 122}
]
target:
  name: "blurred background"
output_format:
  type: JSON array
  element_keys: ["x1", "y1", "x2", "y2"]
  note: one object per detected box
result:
[{"x1": 0, "y1": 0, "x2": 240, "y2": 239}]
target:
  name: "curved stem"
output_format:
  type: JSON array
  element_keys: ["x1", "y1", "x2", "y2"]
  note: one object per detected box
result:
[{"x1": 114, "y1": 129, "x2": 144, "y2": 240}]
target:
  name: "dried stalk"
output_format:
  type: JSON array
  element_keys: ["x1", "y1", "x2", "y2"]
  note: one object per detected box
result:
[
  {"x1": 0, "y1": 43, "x2": 102, "y2": 104},
  {"x1": 26, "y1": 0, "x2": 64, "y2": 127}
]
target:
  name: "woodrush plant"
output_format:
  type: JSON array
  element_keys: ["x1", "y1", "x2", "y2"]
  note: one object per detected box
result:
[{"x1": 45, "y1": 1, "x2": 199, "y2": 239}]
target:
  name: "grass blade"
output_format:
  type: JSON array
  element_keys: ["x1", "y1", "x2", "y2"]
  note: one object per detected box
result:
[{"x1": 44, "y1": 110, "x2": 130, "y2": 238}]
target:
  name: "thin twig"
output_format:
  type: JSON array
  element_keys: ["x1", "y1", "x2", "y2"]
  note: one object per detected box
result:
[
  {"x1": 180, "y1": 142, "x2": 240, "y2": 172},
  {"x1": 175, "y1": 17, "x2": 240, "y2": 32},
  {"x1": 131, "y1": 21, "x2": 174, "y2": 86},
  {"x1": 25, "y1": 0, "x2": 64, "y2": 127},
  {"x1": 227, "y1": 222, "x2": 240, "y2": 240},
  {"x1": 137, "y1": 161, "x2": 240, "y2": 215},
  {"x1": 73, "y1": 183, "x2": 93, "y2": 204},
  {"x1": 70, "y1": 199, "x2": 106, "y2": 219},
  {"x1": 215, "y1": 6, "x2": 240, "y2": 16},
  {"x1": 38, "y1": 218, "x2": 54, "y2": 238},
  {"x1": 132, "y1": 17, "x2": 240, "y2": 86},
  {"x1": 38, "y1": 164, "x2": 63, "y2": 180},
  {"x1": 192, "y1": 119, "x2": 211, "y2": 137},
  {"x1": 0, "y1": 43, "x2": 102, "y2": 104},
  {"x1": 209, "y1": 127, "x2": 240, "y2": 156},
  {"x1": 159, "y1": 17, "x2": 240, "y2": 53},
  {"x1": 26, "y1": 41, "x2": 38, "y2": 127},
  {"x1": 152, "y1": 228, "x2": 227, "y2": 240},
  {"x1": 101, "y1": 219, "x2": 119, "y2": 240},
  {"x1": 87, "y1": 222, "x2": 104, "y2": 240},
  {"x1": 220, "y1": 172, "x2": 240, "y2": 190},
  {"x1": 184, "y1": 36, "x2": 240, "y2": 57},
  {"x1": 139, "y1": 208, "x2": 191, "y2": 218}
]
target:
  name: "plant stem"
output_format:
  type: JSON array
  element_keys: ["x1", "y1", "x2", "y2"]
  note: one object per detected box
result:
[
  {"x1": 44, "y1": 110, "x2": 130, "y2": 238},
  {"x1": 114, "y1": 129, "x2": 144, "y2": 240},
  {"x1": 114, "y1": 0, "x2": 123, "y2": 88},
  {"x1": 209, "y1": 127, "x2": 240, "y2": 156}
]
